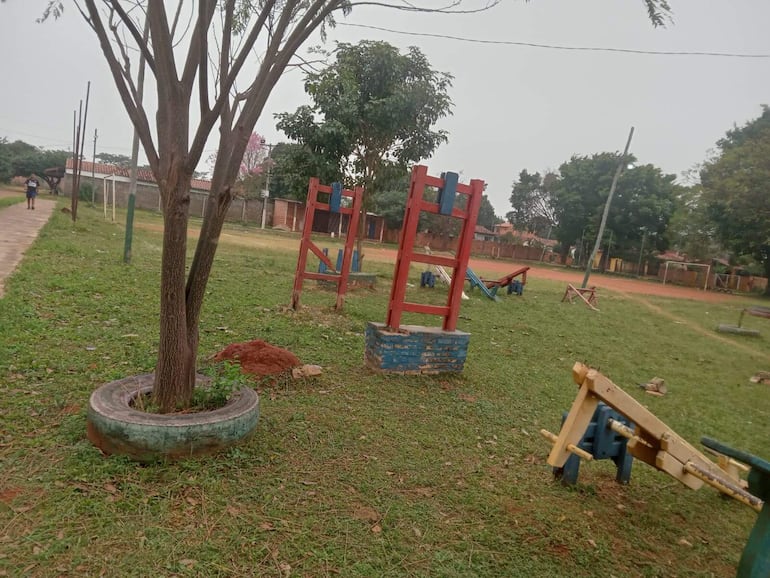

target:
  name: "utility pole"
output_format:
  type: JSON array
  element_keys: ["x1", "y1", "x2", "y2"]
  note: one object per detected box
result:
[
  {"x1": 581, "y1": 126, "x2": 634, "y2": 288},
  {"x1": 637, "y1": 227, "x2": 647, "y2": 276}
]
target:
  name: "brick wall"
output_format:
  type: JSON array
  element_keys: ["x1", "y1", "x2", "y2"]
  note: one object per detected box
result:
[{"x1": 60, "y1": 174, "x2": 271, "y2": 226}]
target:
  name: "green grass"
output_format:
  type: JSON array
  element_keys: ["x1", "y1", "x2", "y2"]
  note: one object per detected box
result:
[
  {"x1": 0, "y1": 195, "x2": 25, "y2": 209},
  {"x1": 1, "y1": 202, "x2": 769, "y2": 577}
]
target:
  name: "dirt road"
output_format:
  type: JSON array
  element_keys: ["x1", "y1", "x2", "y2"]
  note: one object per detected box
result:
[{"x1": 134, "y1": 220, "x2": 739, "y2": 304}]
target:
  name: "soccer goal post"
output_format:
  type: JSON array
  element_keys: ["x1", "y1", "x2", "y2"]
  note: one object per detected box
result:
[{"x1": 662, "y1": 261, "x2": 711, "y2": 290}]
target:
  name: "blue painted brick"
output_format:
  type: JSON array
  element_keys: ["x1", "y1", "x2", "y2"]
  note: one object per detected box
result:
[{"x1": 365, "y1": 322, "x2": 470, "y2": 374}]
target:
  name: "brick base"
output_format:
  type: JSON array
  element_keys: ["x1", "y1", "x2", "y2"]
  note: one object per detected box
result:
[{"x1": 364, "y1": 322, "x2": 470, "y2": 374}]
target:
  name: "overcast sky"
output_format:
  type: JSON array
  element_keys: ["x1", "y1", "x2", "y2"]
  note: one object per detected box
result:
[{"x1": 1, "y1": 1, "x2": 768, "y2": 216}]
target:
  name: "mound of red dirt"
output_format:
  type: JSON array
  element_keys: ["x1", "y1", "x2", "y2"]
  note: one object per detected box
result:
[{"x1": 214, "y1": 339, "x2": 301, "y2": 376}]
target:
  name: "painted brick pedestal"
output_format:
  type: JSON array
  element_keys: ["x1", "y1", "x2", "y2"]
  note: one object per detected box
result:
[{"x1": 365, "y1": 322, "x2": 470, "y2": 374}]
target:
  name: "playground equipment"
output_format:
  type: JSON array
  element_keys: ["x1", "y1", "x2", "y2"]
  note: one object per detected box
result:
[
  {"x1": 469, "y1": 266, "x2": 530, "y2": 298},
  {"x1": 465, "y1": 266, "x2": 499, "y2": 301},
  {"x1": 365, "y1": 166, "x2": 483, "y2": 374},
  {"x1": 423, "y1": 246, "x2": 468, "y2": 300},
  {"x1": 318, "y1": 248, "x2": 359, "y2": 275},
  {"x1": 542, "y1": 401, "x2": 635, "y2": 485},
  {"x1": 562, "y1": 284, "x2": 599, "y2": 311},
  {"x1": 542, "y1": 363, "x2": 768, "y2": 577},
  {"x1": 291, "y1": 179, "x2": 363, "y2": 310},
  {"x1": 384, "y1": 166, "x2": 483, "y2": 333},
  {"x1": 716, "y1": 306, "x2": 770, "y2": 337}
]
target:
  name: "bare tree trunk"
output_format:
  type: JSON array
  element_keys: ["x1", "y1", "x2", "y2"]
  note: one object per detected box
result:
[
  {"x1": 154, "y1": 180, "x2": 194, "y2": 412},
  {"x1": 186, "y1": 183, "x2": 235, "y2": 336}
]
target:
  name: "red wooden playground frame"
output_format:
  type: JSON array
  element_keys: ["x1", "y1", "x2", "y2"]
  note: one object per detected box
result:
[
  {"x1": 386, "y1": 165, "x2": 484, "y2": 332},
  {"x1": 291, "y1": 178, "x2": 363, "y2": 310}
]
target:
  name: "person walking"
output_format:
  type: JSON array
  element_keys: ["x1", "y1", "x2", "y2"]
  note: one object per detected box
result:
[{"x1": 25, "y1": 175, "x2": 39, "y2": 209}]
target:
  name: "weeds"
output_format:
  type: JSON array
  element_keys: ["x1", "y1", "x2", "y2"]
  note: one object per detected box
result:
[{"x1": 193, "y1": 361, "x2": 247, "y2": 410}]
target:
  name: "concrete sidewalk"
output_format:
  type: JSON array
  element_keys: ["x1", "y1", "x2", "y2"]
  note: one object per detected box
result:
[{"x1": 0, "y1": 197, "x2": 57, "y2": 297}]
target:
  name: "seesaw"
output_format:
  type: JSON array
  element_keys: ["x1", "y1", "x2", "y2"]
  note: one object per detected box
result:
[{"x1": 541, "y1": 362, "x2": 769, "y2": 577}]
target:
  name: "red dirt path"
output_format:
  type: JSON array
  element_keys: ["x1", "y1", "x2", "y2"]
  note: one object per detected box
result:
[
  {"x1": 362, "y1": 246, "x2": 737, "y2": 304},
  {"x1": 132, "y1": 220, "x2": 741, "y2": 304}
]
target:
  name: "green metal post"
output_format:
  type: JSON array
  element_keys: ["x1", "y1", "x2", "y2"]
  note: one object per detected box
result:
[{"x1": 123, "y1": 193, "x2": 136, "y2": 264}]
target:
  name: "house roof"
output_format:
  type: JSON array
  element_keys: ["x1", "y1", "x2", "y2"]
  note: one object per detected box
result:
[
  {"x1": 474, "y1": 225, "x2": 496, "y2": 235},
  {"x1": 655, "y1": 251, "x2": 686, "y2": 262},
  {"x1": 66, "y1": 158, "x2": 212, "y2": 192}
]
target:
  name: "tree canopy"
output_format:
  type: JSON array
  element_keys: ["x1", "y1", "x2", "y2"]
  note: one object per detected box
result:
[
  {"x1": 553, "y1": 153, "x2": 676, "y2": 262},
  {"x1": 507, "y1": 169, "x2": 557, "y2": 237},
  {"x1": 700, "y1": 106, "x2": 770, "y2": 292},
  {"x1": 0, "y1": 138, "x2": 68, "y2": 185},
  {"x1": 276, "y1": 40, "x2": 453, "y2": 256},
  {"x1": 507, "y1": 153, "x2": 676, "y2": 264}
]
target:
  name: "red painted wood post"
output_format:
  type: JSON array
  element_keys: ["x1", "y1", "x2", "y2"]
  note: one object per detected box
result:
[
  {"x1": 291, "y1": 178, "x2": 319, "y2": 310},
  {"x1": 335, "y1": 185, "x2": 364, "y2": 310},
  {"x1": 386, "y1": 165, "x2": 428, "y2": 330},
  {"x1": 292, "y1": 178, "x2": 364, "y2": 311},
  {"x1": 444, "y1": 178, "x2": 484, "y2": 331}
]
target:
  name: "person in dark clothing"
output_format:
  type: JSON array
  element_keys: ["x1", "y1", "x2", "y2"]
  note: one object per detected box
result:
[{"x1": 25, "y1": 175, "x2": 40, "y2": 209}]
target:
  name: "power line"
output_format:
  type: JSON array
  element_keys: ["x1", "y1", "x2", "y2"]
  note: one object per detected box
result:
[{"x1": 339, "y1": 23, "x2": 770, "y2": 58}]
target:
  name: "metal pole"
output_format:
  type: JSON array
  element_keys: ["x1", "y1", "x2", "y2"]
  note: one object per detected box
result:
[
  {"x1": 91, "y1": 128, "x2": 97, "y2": 202},
  {"x1": 581, "y1": 126, "x2": 634, "y2": 288},
  {"x1": 261, "y1": 143, "x2": 273, "y2": 229},
  {"x1": 637, "y1": 228, "x2": 647, "y2": 276},
  {"x1": 92, "y1": 129, "x2": 97, "y2": 178},
  {"x1": 124, "y1": 19, "x2": 149, "y2": 264},
  {"x1": 74, "y1": 81, "x2": 91, "y2": 221}
]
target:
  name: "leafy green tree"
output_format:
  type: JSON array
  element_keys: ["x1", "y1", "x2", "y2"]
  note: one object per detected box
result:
[
  {"x1": 507, "y1": 169, "x2": 556, "y2": 236},
  {"x1": 95, "y1": 152, "x2": 132, "y2": 167},
  {"x1": 551, "y1": 153, "x2": 676, "y2": 264},
  {"x1": 0, "y1": 139, "x2": 68, "y2": 187},
  {"x1": 701, "y1": 106, "x2": 770, "y2": 294},
  {"x1": 477, "y1": 195, "x2": 501, "y2": 231},
  {"x1": 276, "y1": 40, "x2": 453, "y2": 260},
  {"x1": 267, "y1": 142, "x2": 343, "y2": 202},
  {"x1": 666, "y1": 184, "x2": 721, "y2": 261}
]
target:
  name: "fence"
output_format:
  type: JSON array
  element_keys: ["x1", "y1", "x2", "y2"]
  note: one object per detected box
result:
[
  {"x1": 60, "y1": 174, "x2": 271, "y2": 226},
  {"x1": 657, "y1": 267, "x2": 767, "y2": 293}
]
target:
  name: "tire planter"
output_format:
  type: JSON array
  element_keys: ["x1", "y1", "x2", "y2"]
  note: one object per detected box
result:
[{"x1": 87, "y1": 373, "x2": 260, "y2": 462}]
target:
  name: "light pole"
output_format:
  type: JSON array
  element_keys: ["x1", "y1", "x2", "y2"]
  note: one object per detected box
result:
[
  {"x1": 637, "y1": 227, "x2": 648, "y2": 276},
  {"x1": 581, "y1": 126, "x2": 635, "y2": 288},
  {"x1": 260, "y1": 140, "x2": 273, "y2": 230}
]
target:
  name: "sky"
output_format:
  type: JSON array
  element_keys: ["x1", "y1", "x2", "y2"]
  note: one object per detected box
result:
[{"x1": 0, "y1": 1, "x2": 768, "y2": 217}]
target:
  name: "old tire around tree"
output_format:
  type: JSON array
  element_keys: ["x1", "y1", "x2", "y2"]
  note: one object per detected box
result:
[{"x1": 87, "y1": 374, "x2": 260, "y2": 462}]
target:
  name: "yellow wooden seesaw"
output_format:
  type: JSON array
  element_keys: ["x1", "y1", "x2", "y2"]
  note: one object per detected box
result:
[{"x1": 540, "y1": 362, "x2": 763, "y2": 512}]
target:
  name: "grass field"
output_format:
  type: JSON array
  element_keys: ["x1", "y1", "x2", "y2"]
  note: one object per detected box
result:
[{"x1": 1, "y1": 200, "x2": 769, "y2": 577}]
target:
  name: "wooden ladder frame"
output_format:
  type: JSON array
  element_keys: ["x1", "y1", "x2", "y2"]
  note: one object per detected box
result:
[
  {"x1": 290, "y1": 178, "x2": 363, "y2": 311},
  {"x1": 385, "y1": 165, "x2": 484, "y2": 331}
]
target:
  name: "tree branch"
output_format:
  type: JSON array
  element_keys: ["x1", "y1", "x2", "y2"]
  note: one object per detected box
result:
[
  {"x1": 188, "y1": 0, "x2": 277, "y2": 165},
  {"x1": 104, "y1": 0, "x2": 157, "y2": 74},
  {"x1": 347, "y1": 0, "x2": 500, "y2": 13},
  {"x1": 83, "y1": 0, "x2": 158, "y2": 170},
  {"x1": 181, "y1": 0, "x2": 216, "y2": 92}
]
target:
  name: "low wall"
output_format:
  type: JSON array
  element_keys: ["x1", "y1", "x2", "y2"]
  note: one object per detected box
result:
[{"x1": 60, "y1": 174, "x2": 271, "y2": 226}]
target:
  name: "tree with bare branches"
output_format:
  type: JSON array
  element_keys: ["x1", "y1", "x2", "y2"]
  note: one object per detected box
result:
[{"x1": 29, "y1": 0, "x2": 672, "y2": 412}]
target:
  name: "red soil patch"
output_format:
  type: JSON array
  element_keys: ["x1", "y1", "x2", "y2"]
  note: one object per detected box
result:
[
  {"x1": 214, "y1": 339, "x2": 300, "y2": 376},
  {"x1": 0, "y1": 487, "x2": 22, "y2": 503}
]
